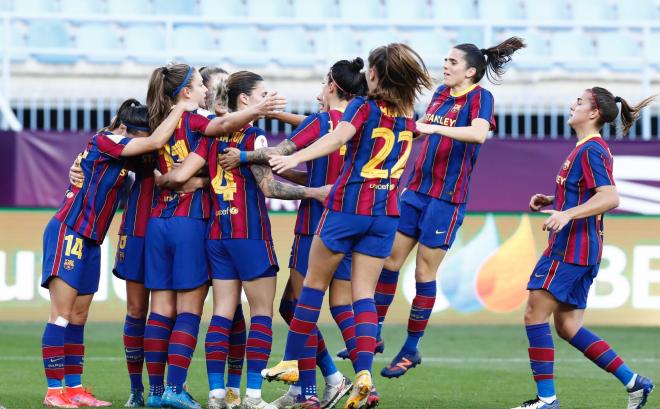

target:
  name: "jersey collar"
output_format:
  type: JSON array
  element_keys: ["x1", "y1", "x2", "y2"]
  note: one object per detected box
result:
[
  {"x1": 450, "y1": 83, "x2": 478, "y2": 98},
  {"x1": 576, "y1": 133, "x2": 601, "y2": 147}
]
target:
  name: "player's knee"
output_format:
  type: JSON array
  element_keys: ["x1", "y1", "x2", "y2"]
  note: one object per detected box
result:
[
  {"x1": 384, "y1": 253, "x2": 405, "y2": 271},
  {"x1": 70, "y1": 309, "x2": 89, "y2": 325},
  {"x1": 554, "y1": 319, "x2": 578, "y2": 341},
  {"x1": 126, "y1": 302, "x2": 148, "y2": 320},
  {"x1": 414, "y1": 264, "x2": 436, "y2": 282}
]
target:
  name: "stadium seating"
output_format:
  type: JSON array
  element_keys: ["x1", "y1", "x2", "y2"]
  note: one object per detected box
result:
[
  {"x1": 172, "y1": 25, "x2": 217, "y2": 65},
  {"x1": 524, "y1": 0, "x2": 567, "y2": 21},
  {"x1": 107, "y1": 0, "x2": 150, "y2": 15},
  {"x1": 200, "y1": 0, "x2": 245, "y2": 18},
  {"x1": 218, "y1": 26, "x2": 266, "y2": 66},
  {"x1": 617, "y1": 0, "x2": 659, "y2": 20},
  {"x1": 595, "y1": 31, "x2": 642, "y2": 72},
  {"x1": 384, "y1": 0, "x2": 429, "y2": 20},
  {"x1": 509, "y1": 30, "x2": 550, "y2": 70},
  {"x1": 0, "y1": 21, "x2": 27, "y2": 61},
  {"x1": 12, "y1": 0, "x2": 57, "y2": 14},
  {"x1": 265, "y1": 26, "x2": 315, "y2": 67},
  {"x1": 75, "y1": 23, "x2": 123, "y2": 64},
  {"x1": 315, "y1": 26, "x2": 360, "y2": 57},
  {"x1": 339, "y1": 0, "x2": 382, "y2": 20},
  {"x1": 550, "y1": 30, "x2": 599, "y2": 71},
  {"x1": 478, "y1": 0, "x2": 524, "y2": 20},
  {"x1": 570, "y1": 0, "x2": 615, "y2": 21},
  {"x1": 61, "y1": 0, "x2": 104, "y2": 14},
  {"x1": 124, "y1": 24, "x2": 166, "y2": 64},
  {"x1": 27, "y1": 20, "x2": 77, "y2": 63},
  {"x1": 291, "y1": 0, "x2": 332, "y2": 20},
  {"x1": 152, "y1": 0, "x2": 197, "y2": 16},
  {"x1": 432, "y1": 0, "x2": 477, "y2": 19},
  {"x1": 406, "y1": 28, "x2": 451, "y2": 67},
  {"x1": 247, "y1": 0, "x2": 290, "y2": 19}
]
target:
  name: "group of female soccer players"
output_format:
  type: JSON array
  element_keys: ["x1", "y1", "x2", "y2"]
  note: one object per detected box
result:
[{"x1": 39, "y1": 34, "x2": 656, "y2": 409}]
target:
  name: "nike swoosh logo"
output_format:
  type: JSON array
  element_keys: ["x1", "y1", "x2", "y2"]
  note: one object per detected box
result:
[
  {"x1": 534, "y1": 273, "x2": 545, "y2": 278},
  {"x1": 125, "y1": 348, "x2": 143, "y2": 354},
  {"x1": 49, "y1": 357, "x2": 64, "y2": 363},
  {"x1": 435, "y1": 230, "x2": 446, "y2": 235}
]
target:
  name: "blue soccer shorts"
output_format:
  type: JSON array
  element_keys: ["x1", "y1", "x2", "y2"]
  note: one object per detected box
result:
[
  {"x1": 113, "y1": 235, "x2": 145, "y2": 283},
  {"x1": 289, "y1": 234, "x2": 351, "y2": 281},
  {"x1": 527, "y1": 255, "x2": 600, "y2": 309},
  {"x1": 207, "y1": 239, "x2": 279, "y2": 282}
]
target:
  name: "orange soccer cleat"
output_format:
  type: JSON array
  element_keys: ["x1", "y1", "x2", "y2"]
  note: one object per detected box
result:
[
  {"x1": 64, "y1": 386, "x2": 112, "y2": 407},
  {"x1": 43, "y1": 388, "x2": 78, "y2": 408}
]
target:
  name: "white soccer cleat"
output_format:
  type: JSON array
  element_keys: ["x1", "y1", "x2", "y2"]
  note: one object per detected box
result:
[{"x1": 510, "y1": 397, "x2": 560, "y2": 409}]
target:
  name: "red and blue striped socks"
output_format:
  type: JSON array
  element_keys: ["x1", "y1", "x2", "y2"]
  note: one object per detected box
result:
[
  {"x1": 299, "y1": 328, "x2": 319, "y2": 398},
  {"x1": 570, "y1": 327, "x2": 635, "y2": 387},
  {"x1": 205, "y1": 315, "x2": 232, "y2": 393},
  {"x1": 144, "y1": 312, "x2": 174, "y2": 396},
  {"x1": 227, "y1": 305, "x2": 246, "y2": 391},
  {"x1": 42, "y1": 322, "x2": 66, "y2": 388},
  {"x1": 375, "y1": 269, "x2": 399, "y2": 340},
  {"x1": 63, "y1": 324, "x2": 85, "y2": 387},
  {"x1": 353, "y1": 298, "x2": 378, "y2": 373},
  {"x1": 246, "y1": 315, "x2": 273, "y2": 397},
  {"x1": 403, "y1": 280, "x2": 436, "y2": 354},
  {"x1": 284, "y1": 286, "x2": 324, "y2": 361},
  {"x1": 123, "y1": 315, "x2": 146, "y2": 392},
  {"x1": 330, "y1": 304, "x2": 356, "y2": 367},
  {"x1": 167, "y1": 313, "x2": 201, "y2": 393},
  {"x1": 526, "y1": 323, "x2": 555, "y2": 401}
]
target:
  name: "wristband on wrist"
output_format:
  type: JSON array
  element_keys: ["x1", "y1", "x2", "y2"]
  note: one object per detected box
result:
[{"x1": 239, "y1": 151, "x2": 248, "y2": 163}]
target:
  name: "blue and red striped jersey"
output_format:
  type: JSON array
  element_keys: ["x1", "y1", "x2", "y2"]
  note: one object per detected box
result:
[
  {"x1": 406, "y1": 84, "x2": 495, "y2": 203},
  {"x1": 195, "y1": 124, "x2": 272, "y2": 240},
  {"x1": 289, "y1": 109, "x2": 346, "y2": 235},
  {"x1": 54, "y1": 131, "x2": 131, "y2": 244},
  {"x1": 151, "y1": 112, "x2": 211, "y2": 219},
  {"x1": 543, "y1": 135, "x2": 615, "y2": 266},
  {"x1": 325, "y1": 97, "x2": 415, "y2": 216},
  {"x1": 118, "y1": 154, "x2": 156, "y2": 237}
]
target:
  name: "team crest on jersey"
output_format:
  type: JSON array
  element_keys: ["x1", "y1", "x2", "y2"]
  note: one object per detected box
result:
[
  {"x1": 63, "y1": 259, "x2": 75, "y2": 270},
  {"x1": 118, "y1": 251, "x2": 125, "y2": 262},
  {"x1": 562, "y1": 160, "x2": 571, "y2": 170},
  {"x1": 450, "y1": 104, "x2": 462, "y2": 113},
  {"x1": 66, "y1": 191, "x2": 74, "y2": 199}
]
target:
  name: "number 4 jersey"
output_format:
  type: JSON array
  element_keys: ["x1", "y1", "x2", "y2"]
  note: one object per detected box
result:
[
  {"x1": 194, "y1": 124, "x2": 272, "y2": 240},
  {"x1": 325, "y1": 96, "x2": 415, "y2": 216}
]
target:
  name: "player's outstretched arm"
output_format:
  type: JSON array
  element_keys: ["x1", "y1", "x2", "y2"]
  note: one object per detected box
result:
[
  {"x1": 276, "y1": 169, "x2": 308, "y2": 186},
  {"x1": 205, "y1": 92, "x2": 287, "y2": 136},
  {"x1": 529, "y1": 194, "x2": 554, "y2": 211},
  {"x1": 267, "y1": 111, "x2": 306, "y2": 127},
  {"x1": 218, "y1": 139, "x2": 298, "y2": 170},
  {"x1": 541, "y1": 186, "x2": 619, "y2": 232},
  {"x1": 269, "y1": 121, "x2": 356, "y2": 173},
  {"x1": 416, "y1": 117, "x2": 490, "y2": 144},
  {"x1": 251, "y1": 164, "x2": 327, "y2": 202},
  {"x1": 154, "y1": 153, "x2": 206, "y2": 189},
  {"x1": 121, "y1": 102, "x2": 196, "y2": 157}
]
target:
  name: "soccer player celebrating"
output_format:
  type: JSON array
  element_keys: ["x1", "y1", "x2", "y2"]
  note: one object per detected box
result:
[
  {"x1": 155, "y1": 71, "x2": 328, "y2": 409},
  {"x1": 220, "y1": 58, "x2": 367, "y2": 408},
  {"x1": 142, "y1": 64, "x2": 286, "y2": 409},
  {"x1": 40, "y1": 98, "x2": 196, "y2": 408},
  {"x1": 264, "y1": 43, "x2": 433, "y2": 409},
  {"x1": 372, "y1": 37, "x2": 525, "y2": 379},
  {"x1": 512, "y1": 88, "x2": 656, "y2": 409}
]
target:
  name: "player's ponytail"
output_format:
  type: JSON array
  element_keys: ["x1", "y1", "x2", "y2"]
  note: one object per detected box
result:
[
  {"x1": 110, "y1": 98, "x2": 149, "y2": 135},
  {"x1": 455, "y1": 36, "x2": 525, "y2": 84},
  {"x1": 328, "y1": 57, "x2": 368, "y2": 100},
  {"x1": 208, "y1": 79, "x2": 229, "y2": 114},
  {"x1": 590, "y1": 87, "x2": 657, "y2": 136},
  {"x1": 367, "y1": 43, "x2": 433, "y2": 117},
  {"x1": 225, "y1": 71, "x2": 264, "y2": 112},
  {"x1": 146, "y1": 63, "x2": 196, "y2": 132}
]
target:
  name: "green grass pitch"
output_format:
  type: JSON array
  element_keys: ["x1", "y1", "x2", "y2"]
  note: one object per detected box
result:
[{"x1": 1, "y1": 323, "x2": 658, "y2": 408}]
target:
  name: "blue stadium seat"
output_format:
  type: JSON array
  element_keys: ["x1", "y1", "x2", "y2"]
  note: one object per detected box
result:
[
  {"x1": 0, "y1": 22, "x2": 28, "y2": 61},
  {"x1": 649, "y1": 31, "x2": 660, "y2": 69},
  {"x1": 453, "y1": 27, "x2": 484, "y2": 45},
  {"x1": 76, "y1": 23, "x2": 122, "y2": 64},
  {"x1": 407, "y1": 29, "x2": 451, "y2": 68},
  {"x1": 360, "y1": 28, "x2": 399, "y2": 55},
  {"x1": 124, "y1": 24, "x2": 166, "y2": 64},
  {"x1": 153, "y1": 0, "x2": 198, "y2": 15},
  {"x1": 511, "y1": 30, "x2": 550, "y2": 70},
  {"x1": 596, "y1": 32, "x2": 642, "y2": 72},
  {"x1": 267, "y1": 27, "x2": 314, "y2": 67},
  {"x1": 247, "y1": 0, "x2": 289, "y2": 18},
  {"x1": 200, "y1": 0, "x2": 244, "y2": 17},
  {"x1": 432, "y1": 0, "x2": 477, "y2": 19},
  {"x1": 219, "y1": 26, "x2": 266, "y2": 66},
  {"x1": 291, "y1": 0, "x2": 332, "y2": 19},
  {"x1": 60, "y1": 0, "x2": 104, "y2": 14},
  {"x1": 617, "y1": 0, "x2": 658, "y2": 20},
  {"x1": 570, "y1": 0, "x2": 615, "y2": 20},
  {"x1": 550, "y1": 31, "x2": 599, "y2": 71},
  {"x1": 478, "y1": 0, "x2": 524, "y2": 20},
  {"x1": 524, "y1": 0, "x2": 568, "y2": 21},
  {"x1": 13, "y1": 0, "x2": 57, "y2": 13},
  {"x1": 338, "y1": 0, "x2": 383, "y2": 20},
  {"x1": 172, "y1": 25, "x2": 215, "y2": 64},
  {"x1": 27, "y1": 21, "x2": 77, "y2": 63},
  {"x1": 315, "y1": 26, "x2": 360, "y2": 57},
  {"x1": 384, "y1": 0, "x2": 429, "y2": 20},
  {"x1": 107, "y1": 0, "x2": 150, "y2": 15}
]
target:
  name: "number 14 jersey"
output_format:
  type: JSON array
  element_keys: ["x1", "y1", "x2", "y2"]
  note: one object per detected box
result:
[{"x1": 325, "y1": 96, "x2": 415, "y2": 216}]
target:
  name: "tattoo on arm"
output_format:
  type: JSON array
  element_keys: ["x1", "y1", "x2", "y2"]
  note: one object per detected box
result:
[
  {"x1": 250, "y1": 164, "x2": 307, "y2": 200},
  {"x1": 246, "y1": 139, "x2": 297, "y2": 164}
]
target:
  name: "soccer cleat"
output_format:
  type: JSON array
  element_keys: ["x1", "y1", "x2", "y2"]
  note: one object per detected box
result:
[
  {"x1": 510, "y1": 397, "x2": 560, "y2": 409},
  {"x1": 208, "y1": 396, "x2": 229, "y2": 409},
  {"x1": 270, "y1": 390, "x2": 297, "y2": 408},
  {"x1": 365, "y1": 386, "x2": 379, "y2": 409},
  {"x1": 263, "y1": 360, "x2": 299, "y2": 384},
  {"x1": 160, "y1": 386, "x2": 202, "y2": 409},
  {"x1": 146, "y1": 392, "x2": 162, "y2": 408},
  {"x1": 125, "y1": 389, "x2": 145, "y2": 407},
  {"x1": 225, "y1": 388, "x2": 241, "y2": 409},
  {"x1": 336, "y1": 340, "x2": 384, "y2": 360},
  {"x1": 344, "y1": 370, "x2": 372, "y2": 409},
  {"x1": 65, "y1": 386, "x2": 112, "y2": 407},
  {"x1": 43, "y1": 389, "x2": 78, "y2": 408},
  {"x1": 627, "y1": 375, "x2": 654, "y2": 409},
  {"x1": 292, "y1": 395, "x2": 321, "y2": 409},
  {"x1": 321, "y1": 375, "x2": 352, "y2": 409},
  {"x1": 242, "y1": 396, "x2": 277, "y2": 409},
  {"x1": 379, "y1": 349, "x2": 421, "y2": 379}
]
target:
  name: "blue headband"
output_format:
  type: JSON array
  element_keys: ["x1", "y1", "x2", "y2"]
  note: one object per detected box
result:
[
  {"x1": 171, "y1": 66, "x2": 194, "y2": 97},
  {"x1": 124, "y1": 123, "x2": 150, "y2": 132}
]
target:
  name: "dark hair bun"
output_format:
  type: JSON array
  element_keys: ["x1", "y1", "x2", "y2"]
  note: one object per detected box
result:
[{"x1": 350, "y1": 57, "x2": 364, "y2": 72}]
